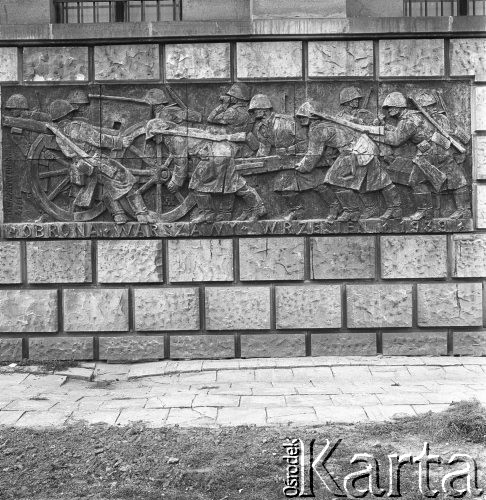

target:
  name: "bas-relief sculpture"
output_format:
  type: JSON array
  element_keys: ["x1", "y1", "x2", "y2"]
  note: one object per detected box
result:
[{"x1": 1, "y1": 80, "x2": 473, "y2": 236}]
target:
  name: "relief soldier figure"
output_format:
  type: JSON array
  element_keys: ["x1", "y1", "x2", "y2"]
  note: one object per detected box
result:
[
  {"x1": 337, "y1": 86, "x2": 375, "y2": 126},
  {"x1": 148, "y1": 87, "x2": 203, "y2": 125},
  {"x1": 207, "y1": 83, "x2": 251, "y2": 134}
]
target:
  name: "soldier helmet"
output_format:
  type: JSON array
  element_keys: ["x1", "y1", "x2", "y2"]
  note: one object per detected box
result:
[
  {"x1": 382, "y1": 92, "x2": 408, "y2": 109},
  {"x1": 248, "y1": 94, "x2": 272, "y2": 111},
  {"x1": 144, "y1": 88, "x2": 170, "y2": 106},
  {"x1": 296, "y1": 101, "x2": 317, "y2": 119},
  {"x1": 5, "y1": 94, "x2": 29, "y2": 110},
  {"x1": 226, "y1": 83, "x2": 251, "y2": 101},
  {"x1": 68, "y1": 89, "x2": 89, "y2": 105},
  {"x1": 411, "y1": 90, "x2": 437, "y2": 108},
  {"x1": 49, "y1": 99, "x2": 76, "y2": 121},
  {"x1": 340, "y1": 87, "x2": 362, "y2": 105}
]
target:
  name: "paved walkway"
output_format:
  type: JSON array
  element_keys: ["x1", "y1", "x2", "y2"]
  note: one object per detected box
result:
[{"x1": 0, "y1": 356, "x2": 485, "y2": 428}]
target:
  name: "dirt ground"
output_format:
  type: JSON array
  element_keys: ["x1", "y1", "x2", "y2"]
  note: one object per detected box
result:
[{"x1": 0, "y1": 401, "x2": 484, "y2": 500}]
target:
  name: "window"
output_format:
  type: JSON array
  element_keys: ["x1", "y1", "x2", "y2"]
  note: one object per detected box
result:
[{"x1": 404, "y1": 0, "x2": 486, "y2": 16}]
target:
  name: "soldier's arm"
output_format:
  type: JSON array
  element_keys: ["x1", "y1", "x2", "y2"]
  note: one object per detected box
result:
[
  {"x1": 207, "y1": 104, "x2": 229, "y2": 124},
  {"x1": 169, "y1": 136, "x2": 189, "y2": 187},
  {"x1": 296, "y1": 125, "x2": 326, "y2": 172},
  {"x1": 383, "y1": 119, "x2": 416, "y2": 147}
]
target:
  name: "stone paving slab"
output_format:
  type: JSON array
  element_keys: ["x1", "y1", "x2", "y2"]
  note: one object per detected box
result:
[{"x1": 0, "y1": 357, "x2": 485, "y2": 428}]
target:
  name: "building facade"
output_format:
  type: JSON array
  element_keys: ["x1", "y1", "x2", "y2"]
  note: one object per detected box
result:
[{"x1": 0, "y1": 0, "x2": 485, "y2": 361}]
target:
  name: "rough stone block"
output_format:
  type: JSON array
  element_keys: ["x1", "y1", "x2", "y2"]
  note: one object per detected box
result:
[
  {"x1": 135, "y1": 288, "x2": 199, "y2": 331},
  {"x1": 475, "y1": 87, "x2": 486, "y2": 131},
  {"x1": 311, "y1": 236, "x2": 375, "y2": 279},
  {"x1": 451, "y1": 39, "x2": 486, "y2": 76},
  {"x1": 453, "y1": 331, "x2": 486, "y2": 356},
  {"x1": 0, "y1": 290, "x2": 57, "y2": 332},
  {"x1": 165, "y1": 43, "x2": 231, "y2": 80},
  {"x1": 0, "y1": 242, "x2": 21, "y2": 284},
  {"x1": 99, "y1": 336, "x2": 165, "y2": 361},
  {"x1": 98, "y1": 240, "x2": 162, "y2": 283},
  {"x1": 23, "y1": 46, "x2": 88, "y2": 81},
  {"x1": 382, "y1": 332, "x2": 447, "y2": 356},
  {"x1": 452, "y1": 234, "x2": 486, "y2": 277},
  {"x1": 64, "y1": 289, "x2": 128, "y2": 332},
  {"x1": 312, "y1": 332, "x2": 376, "y2": 356},
  {"x1": 477, "y1": 184, "x2": 486, "y2": 228},
  {"x1": 308, "y1": 40, "x2": 373, "y2": 77},
  {"x1": 347, "y1": 285, "x2": 413, "y2": 328},
  {"x1": 240, "y1": 333, "x2": 305, "y2": 358},
  {"x1": 474, "y1": 136, "x2": 486, "y2": 180},
  {"x1": 168, "y1": 239, "x2": 233, "y2": 282},
  {"x1": 206, "y1": 287, "x2": 270, "y2": 330},
  {"x1": 239, "y1": 237, "x2": 304, "y2": 281},
  {"x1": 418, "y1": 283, "x2": 483, "y2": 327},
  {"x1": 381, "y1": 235, "x2": 447, "y2": 279},
  {"x1": 27, "y1": 241, "x2": 92, "y2": 284},
  {"x1": 94, "y1": 44, "x2": 159, "y2": 80},
  {"x1": 379, "y1": 39, "x2": 444, "y2": 77},
  {"x1": 0, "y1": 338, "x2": 23, "y2": 361},
  {"x1": 276, "y1": 285, "x2": 341, "y2": 329},
  {"x1": 0, "y1": 47, "x2": 18, "y2": 81},
  {"x1": 236, "y1": 41, "x2": 302, "y2": 79},
  {"x1": 170, "y1": 334, "x2": 234, "y2": 359},
  {"x1": 29, "y1": 337, "x2": 93, "y2": 361}
]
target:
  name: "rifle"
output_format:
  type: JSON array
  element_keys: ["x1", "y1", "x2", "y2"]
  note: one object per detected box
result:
[
  {"x1": 88, "y1": 94, "x2": 149, "y2": 106},
  {"x1": 3, "y1": 116, "x2": 49, "y2": 134},
  {"x1": 409, "y1": 97, "x2": 466, "y2": 154},
  {"x1": 311, "y1": 111, "x2": 384, "y2": 136},
  {"x1": 165, "y1": 85, "x2": 187, "y2": 111},
  {"x1": 361, "y1": 88, "x2": 373, "y2": 110}
]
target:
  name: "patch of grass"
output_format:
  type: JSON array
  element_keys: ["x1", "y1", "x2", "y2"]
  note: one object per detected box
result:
[{"x1": 362, "y1": 399, "x2": 486, "y2": 443}]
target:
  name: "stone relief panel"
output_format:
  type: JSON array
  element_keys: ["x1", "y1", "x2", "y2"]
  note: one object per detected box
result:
[
  {"x1": 450, "y1": 39, "x2": 486, "y2": 76},
  {"x1": 308, "y1": 41, "x2": 374, "y2": 78},
  {"x1": 0, "y1": 48, "x2": 18, "y2": 82},
  {"x1": 1, "y1": 79, "x2": 473, "y2": 235}
]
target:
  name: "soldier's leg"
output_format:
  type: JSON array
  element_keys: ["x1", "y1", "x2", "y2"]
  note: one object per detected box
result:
[
  {"x1": 103, "y1": 194, "x2": 128, "y2": 224},
  {"x1": 359, "y1": 191, "x2": 381, "y2": 220},
  {"x1": 126, "y1": 190, "x2": 155, "y2": 223},
  {"x1": 450, "y1": 186, "x2": 472, "y2": 219},
  {"x1": 214, "y1": 194, "x2": 235, "y2": 222},
  {"x1": 335, "y1": 189, "x2": 360, "y2": 222},
  {"x1": 191, "y1": 191, "x2": 216, "y2": 224},
  {"x1": 408, "y1": 184, "x2": 433, "y2": 221},
  {"x1": 235, "y1": 184, "x2": 266, "y2": 222},
  {"x1": 314, "y1": 184, "x2": 342, "y2": 222},
  {"x1": 380, "y1": 185, "x2": 403, "y2": 220}
]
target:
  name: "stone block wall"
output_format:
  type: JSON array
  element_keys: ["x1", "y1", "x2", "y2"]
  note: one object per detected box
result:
[
  {"x1": 0, "y1": 32, "x2": 485, "y2": 361},
  {"x1": 0, "y1": 234, "x2": 484, "y2": 361}
]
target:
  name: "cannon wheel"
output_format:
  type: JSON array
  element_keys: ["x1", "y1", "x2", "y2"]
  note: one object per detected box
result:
[
  {"x1": 121, "y1": 122, "x2": 196, "y2": 223},
  {"x1": 27, "y1": 134, "x2": 106, "y2": 222}
]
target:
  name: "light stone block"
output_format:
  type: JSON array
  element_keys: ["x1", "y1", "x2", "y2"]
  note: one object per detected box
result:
[
  {"x1": 240, "y1": 333, "x2": 305, "y2": 358},
  {"x1": 239, "y1": 237, "x2": 304, "y2": 281},
  {"x1": 26, "y1": 240, "x2": 92, "y2": 284},
  {"x1": 477, "y1": 184, "x2": 486, "y2": 228},
  {"x1": 0, "y1": 290, "x2": 57, "y2": 332},
  {"x1": 23, "y1": 46, "x2": 88, "y2": 81},
  {"x1": 453, "y1": 331, "x2": 486, "y2": 356},
  {"x1": 418, "y1": 283, "x2": 483, "y2": 327},
  {"x1": 29, "y1": 337, "x2": 93, "y2": 361},
  {"x1": 379, "y1": 39, "x2": 444, "y2": 77},
  {"x1": 165, "y1": 43, "x2": 231, "y2": 80},
  {"x1": 0, "y1": 242, "x2": 21, "y2": 284},
  {"x1": 276, "y1": 285, "x2": 341, "y2": 329},
  {"x1": 236, "y1": 41, "x2": 302, "y2": 79},
  {"x1": 347, "y1": 285, "x2": 413, "y2": 328},
  {"x1": 206, "y1": 287, "x2": 270, "y2": 330},
  {"x1": 99, "y1": 336, "x2": 165, "y2": 361},
  {"x1": 382, "y1": 332, "x2": 447, "y2": 356},
  {"x1": 312, "y1": 333, "x2": 376, "y2": 356},
  {"x1": 451, "y1": 39, "x2": 486, "y2": 76},
  {"x1": 94, "y1": 44, "x2": 159, "y2": 80},
  {"x1": 381, "y1": 235, "x2": 447, "y2": 279},
  {"x1": 0, "y1": 47, "x2": 18, "y2": 81},
  {"x1": 0, "y1": 338, "x2": 23, "y2": 361},
  {"x1": 135, "y1": 288, "x2": 199, "y2": 331},
  {"x1": 475, "y1": 87, "x2": 486, "y2": 131},
  {"x1": 311, "y1": 236, "x2": 375, "y2": 279},
  {"x1": 98, "y1": 240, "x2": 162, "y2": 283},
  {"x1": 64, "y1": 289, "x2": 128, "y2": 332},
  {"x1": 308, "y1": 40, "x2": 373, "y2": 77},
  {"x1": 452, "y1": 234, "x2": 486, "y2": 277},
  {"x1": 168, "y1": 239, "x2": 233, "y2": 282},
  {"x1": 170, "y1": 334, "x2": 234, "y2": 359},
  {"x1": 475, "y1": 136, "x2": 486, "y2": 179}
]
